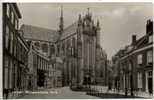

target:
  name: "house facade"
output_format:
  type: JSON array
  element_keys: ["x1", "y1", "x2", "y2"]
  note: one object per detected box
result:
[
  {"x1": 3, "y1": 3, "x2": 29, "y2": 98},
  {"x1": 113, "y1": 20, "x2": 153, "y2": 95}
]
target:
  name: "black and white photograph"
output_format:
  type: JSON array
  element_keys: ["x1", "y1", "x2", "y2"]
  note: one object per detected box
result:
[{"x1": 2, "y1": 1, "x2": 153, "y2": 99}]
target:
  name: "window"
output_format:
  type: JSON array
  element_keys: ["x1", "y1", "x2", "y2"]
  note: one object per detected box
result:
[
  {"x1": 6, "y1": 4, "x2": 10, "y2": 18},
  {"x1": 4, "y1": 55, "x2": 9, "y2": 89},
  {"x1": 72, "y1": 38, "x2": 76, "y2": 56},
  {"x1": 10, "y1": 32, "x2": 14, "y2": 54},
  {"x1": 137, "y1": 72, "x2": 142, "y2": 89},
  {"x1": 11, "y1": 12, "x2": 14, "y2": 24},
  {"x1": 5, "y1": 25, "x2": 9, "y2": 49},
  {"x1": 147, "y1": 50, "x2": 153, "y2": 64},
  {"x1": 13, "y1": 40, "x2": 16, "y2": 57},
  {"x1": 42, "y1": 43, "x2": 48, "y2": 54},
  {"x1": 35, "y1": 42, "x2": 40, "y2": 49},
  {"x1": 13, "y1": 37, "x2": 17, "y2": 57},
  {"x1": 15, "y1": 19, "x2": 18, "y2": 30},
  {"x1": 148, "y1": 35, "x2": 153, "y2": 43},
  {"x1": 50, "y1": 45, "x2": 55, "y2": 55},
  {"x1": 137, "y1": 54, "x2": 143, "y2": 65},
  {"x1": 62, "y1": 43, "x2": 65, "y2": 54},
  {"x1": 9, "y1": 59, "x2": 13, "y2": 88}
]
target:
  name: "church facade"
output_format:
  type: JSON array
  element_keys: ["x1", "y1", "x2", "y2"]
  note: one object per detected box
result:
[{"x1": 55, "y1": 8, "x2": 101, "y2": 87}]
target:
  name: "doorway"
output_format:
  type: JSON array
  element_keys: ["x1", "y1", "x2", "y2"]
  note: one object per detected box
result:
[
  {"x1": 37, "y1": 69, "x2": 45, "y2": 87},
  {"x1": 148, "y1": 77, "x2": 152, "y2": 94}
]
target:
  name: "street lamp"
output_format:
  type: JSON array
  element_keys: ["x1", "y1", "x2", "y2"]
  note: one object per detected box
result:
[
  {"x1": 123, "y1": 64, "x2": 128, "y2": 97},
  {"x1": 129, "y1": 61, "x2": 134, "y2": 96}
]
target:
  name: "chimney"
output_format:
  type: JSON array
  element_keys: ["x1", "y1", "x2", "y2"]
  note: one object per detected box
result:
[
  {"x1": 146, "y1": 19, "x2": 153, "y2": 35},
  {"x1": 132, "y1": 35, "x2": 136, "y2": 45}
]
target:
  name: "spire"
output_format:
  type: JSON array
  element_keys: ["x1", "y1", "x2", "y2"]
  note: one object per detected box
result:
[
  {"x1": 86, "y1": 8, "x2": 91, "y2": 21},
  {"x1": 97, "y1": 19, "x2": 100, "y2": 29},
  {"x1": 87, "y1": 8, "x2": 90, "y2": 15},
  {"x1": 78, "y1": 14, "x2": 82, "y2": 26},
  {"x1": 59, "y1": 5, "x2": 64, "y2": 34}
]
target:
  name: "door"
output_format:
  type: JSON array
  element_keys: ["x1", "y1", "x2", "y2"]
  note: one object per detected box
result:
[{"x1": 148, "y1": 77, "x2": 152, "y2": 94}]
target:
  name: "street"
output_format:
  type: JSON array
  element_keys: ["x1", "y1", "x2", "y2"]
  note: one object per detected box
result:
[{"x1": 18, "y1": 87, "x2": 100, "y2": 99}]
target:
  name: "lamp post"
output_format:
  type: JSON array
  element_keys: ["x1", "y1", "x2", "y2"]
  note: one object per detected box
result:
[
  {"x1": 129, "y1": 61, "x2": 134, "y2": 96},
  {"x1": 124, "y1": 64, "x2": 128, "y2": 97}
]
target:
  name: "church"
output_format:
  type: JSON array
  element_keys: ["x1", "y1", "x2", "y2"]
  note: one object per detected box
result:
[
  {"x1": 55, "y1": 8, "x2": 102, "y2": 87},
  {"x1": 20, "y1": 7, "x2": 105, "y2": 88}
]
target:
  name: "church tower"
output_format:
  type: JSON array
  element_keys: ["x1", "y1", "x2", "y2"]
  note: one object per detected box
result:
[
  {"x1": 59, "y1": 6, "x2": 64, "y2": 35},
  {"x1": 96, "y1": 19, "x2": 100, "y2": 46}
]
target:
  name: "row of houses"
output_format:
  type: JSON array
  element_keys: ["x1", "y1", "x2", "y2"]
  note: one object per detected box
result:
[
  {"x1": 3, "y1": 3, "x2": 29, "y2": 98},
  {"x1": 3, "y1": 3, "x2": 62, "y2": 99},
  {"x1": 112, "y1": 19, "x2": 153, "y2": 95}
]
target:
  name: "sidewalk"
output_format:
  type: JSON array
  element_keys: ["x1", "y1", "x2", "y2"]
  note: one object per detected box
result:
[{"x1": 88, "y1": 85, "x2": 153, "y2": 98}]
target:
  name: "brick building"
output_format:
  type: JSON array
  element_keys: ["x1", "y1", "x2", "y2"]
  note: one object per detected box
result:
[
  {"x1": 3, "y1": 3, "x2": 29, "y2": 98},
  {"x1": 113, "y1": 19, "x2": 153, "y2": 95}
]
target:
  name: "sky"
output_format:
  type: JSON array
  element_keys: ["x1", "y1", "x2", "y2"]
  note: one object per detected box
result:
[{"x1": 18, "y1": 3, "x2": 153, "y2": 60}]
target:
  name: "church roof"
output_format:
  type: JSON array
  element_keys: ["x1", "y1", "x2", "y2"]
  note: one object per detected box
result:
[
  {"x1": 60, "y1": 22, "x2": 78, "y2": 40},
  {"x1": 20, "y1": 24, "x2": 58, "y2": 42}
]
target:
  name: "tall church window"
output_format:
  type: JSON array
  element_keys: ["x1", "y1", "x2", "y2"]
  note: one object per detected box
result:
[
  {"x1": 62, "y1": 43, "x2": 65, "y2": 55},
  {"x1": 57, "y1": 44, "x2": 60, "y2": 55},
  {"x1": 50, "y1": 45, "x2": 55, "y2": 55},
  {"x1": 72, "y1": 38, "x2": 76, "y2": 56},
  {"x1": 67, "y1": 40, "x2": 71, "y2": 56}
]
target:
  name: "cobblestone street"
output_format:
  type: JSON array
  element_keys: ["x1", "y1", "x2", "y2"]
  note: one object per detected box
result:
[{"x1": 18, "y1": 87, "x2": 100, "y2": 99}]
